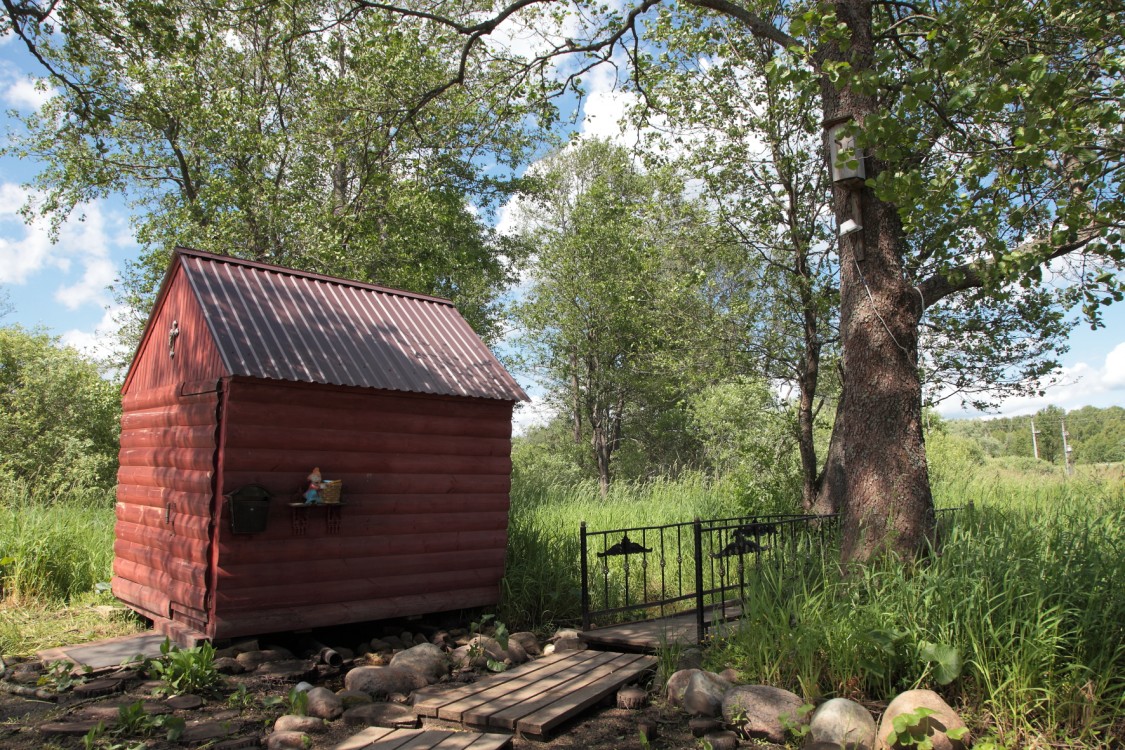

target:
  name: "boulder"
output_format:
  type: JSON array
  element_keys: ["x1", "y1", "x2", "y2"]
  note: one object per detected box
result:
[
  {"x1": 235, "y1": 648, "x2": 292, "y2": 671},
  {"x1": 344, "y1": 665, "x2": 427, "y2": 698},
  {"x1": 450, "y1": 645, "x2": 486, "y2": 671},
  {"x1": 466, "y1": 636, "x2": 508, "y2": 662},
  {"x1": 683, "y1": 671, "x2": 733, "y2": 717},
  {"x1": 664, "y1": 668, "x2": 702, "y2": 708},
  {"x1": 265, "y1": 730, "x2": 310, "y2": 750},
  {"x1": 505, "y1": 639, "x2": 529, "y2": 665},
  {"x1": 722, "y1": 684, "x2": 805, "y2": 744},
  {"x1": 336, "y1": 690, "x2": 373, "y2": 709},
  {"x1": 509, "y1": 632, "x2": 541, "y2": 656},
  {"x1": 273, "y1": 715, "x2": 326, "y2": 734},
  {"x1": 305, "y1": 686, "x2": 344, "y2": 720},
  {"x1": 389, "y1": 643, "x2": 449, "y2": 685},
  {"x1": 877, "y1": 690, "x2": 968, "y2": 750},
  {"x1": 703, "y1": 730, "x2": 740, "y2": 750},
  {"x1": 804, "y1": 698, "x2": 876, "y2": 750},
  {"x1": 677, "y1": 647, "x2": 705, "y2": 671},
  {"x1": 369, "y1": 638, "x2": 393, "y2": 653}
]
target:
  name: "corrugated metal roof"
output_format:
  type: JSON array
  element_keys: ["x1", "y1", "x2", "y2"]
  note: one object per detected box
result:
[{"x1": 176, "y1": 248, "x2": 528, "y2": 402}]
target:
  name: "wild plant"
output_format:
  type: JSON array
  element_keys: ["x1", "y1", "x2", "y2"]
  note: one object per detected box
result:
[{"x1": 150, "y1": 639, "x2": 222, "y2": 696}]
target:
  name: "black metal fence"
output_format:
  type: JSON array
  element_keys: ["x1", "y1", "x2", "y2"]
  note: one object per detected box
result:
[
  {"x1": 580, "y1": 507, "x2": 963, "y2": 643},
  {"x1": 580, "y1": 513, "x2": 839, "y2": 642}
]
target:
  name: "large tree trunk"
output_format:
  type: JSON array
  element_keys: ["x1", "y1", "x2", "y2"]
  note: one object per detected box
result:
[{"x1": 821, "y1": 0, "x2": 934, "y2": 562}]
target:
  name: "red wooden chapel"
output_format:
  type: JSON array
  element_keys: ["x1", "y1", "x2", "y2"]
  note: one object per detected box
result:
[{"x1": 113, "y1": 247, "x2": 528, "y2": 643}]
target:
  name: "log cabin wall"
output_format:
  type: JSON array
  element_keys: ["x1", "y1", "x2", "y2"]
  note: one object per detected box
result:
[
  {"x1": 114, "y1": 267, "x2": 226, "y2": 636},
  {"x1": 210, "y1": 378, "x2": 515, "y2": 639}
]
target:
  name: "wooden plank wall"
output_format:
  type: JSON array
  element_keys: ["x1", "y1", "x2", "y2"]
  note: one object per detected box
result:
[
  {"x1": 113, "y1": 384, "x2": 219, "y2": 634},
  {"x1": 122, "y1": 264, "x2": 227, "y2": 395},
  {"x1": 212, "y1": 379, "x2": 515, "y2": 638}
]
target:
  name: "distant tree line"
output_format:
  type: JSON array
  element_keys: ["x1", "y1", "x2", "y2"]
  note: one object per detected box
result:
[{"x1": 947, "y1": 406, "x2": 1125, "y2": 466}]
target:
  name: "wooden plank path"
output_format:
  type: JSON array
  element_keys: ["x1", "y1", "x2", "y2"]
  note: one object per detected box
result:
[
  {"x1": 334, "y1": 727, "x2": 513, "y2": 750},
  {"x1": 581, "y1": 603, "x2": 743, "y2": 651},
  {"x1": 413, "y1": 650, "x2": 657, "y2": 738}
]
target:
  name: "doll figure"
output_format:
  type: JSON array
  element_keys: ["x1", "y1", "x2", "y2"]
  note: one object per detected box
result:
[{"x1": 304, "y1": 467, "x2": 324, "y2": 504}]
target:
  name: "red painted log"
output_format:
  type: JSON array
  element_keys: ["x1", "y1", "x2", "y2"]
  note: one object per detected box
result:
[
  {"x1": 116, "y1": 504, "x2": 210, "y2": 541},
  {"x1": 219, "y1": 448, "x2": 510, "y2": 476},
  {"x1": 215, "y1": 548, "x2": 507, "y2": 589},
  {"x1": 114, "y1": 559, "x2": 207, "y2": 611},
  {"x1": 111, "y1": 576, "x2": 171, "y2": 619},
  {"x1": 119, "y1": 447, "x2": 215, "y2": 472},
  {"x1": 218, "y1": 472, "x2": 510, "y2": 496},
  {"x1": 211, "y1": 586, "x2": 502, "y2": 639},
  {"x1": 230, "y1": 379, "x2": 513, "y2": 420},
  {"x1": 122, "y1": 382, "x2": 219, "y2": 411},
  {"x1": 113, "y1": 539, "x2": 205, "y2": 584},
  {"x1": 222, "y1": 399, "x2": 509, "y2": 438},
  {"x1": 117, "y1": 466, "x2": 213, "y2": 494},
  {"x1": 216, "y1": 529, "x2": 507, "y2": 564},
  {"x1": 114, "y1": 521, "x2": 210, "y2": 563},
  {"x1": 222, "y1": 423, "x2": 509, "y2": 457},
  {"x1": 120, "y1": 426, "x2": 216, "y2": 450},
  {"x1": 215, "y1": 567, "x2": 505, "y2": 611},
  {"x1": 115, "y1": 486, "x2": 211, "y2": 517},
  {"x1": 120, "y1": 402, "x2": 218, "y2": 431}
]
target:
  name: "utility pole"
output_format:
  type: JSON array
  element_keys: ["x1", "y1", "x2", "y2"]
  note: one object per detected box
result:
[
  {"x1": 1031, "y1": 419, "x2": 1040, "y2": 460},
  {"x1": 1061, "y1": 418, "x2": 1072, "y2": 476}
]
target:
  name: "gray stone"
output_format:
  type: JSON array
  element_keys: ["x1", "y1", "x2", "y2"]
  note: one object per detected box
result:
[
  {"x1": 165, "y1": 694, "x2": 204, "y2": 710},
  {"x1": 369, "y1": 638, "x2": 393, "y2": 653},
  {"x1": 336, "y1": 690, "x2": 373, "y2": 708},
  {"x1": 722, "y1": 685, "x2": 805, "y2": 744},
  {"x1": 399, "y1": 632, "x2": 414, "y2": 647},
  {"x1": 683, "y1": 671, "x2": 733, "y2": 717},
  {"x1": 412, "y1": 633, "x2": 429, "y2": 646},
  {"x1": 214, "y1": 640, "x2": 259, "y2": 659},
  {"x1": 342, "y1": 702, "x2": 418, "y2": 728},
  {"x1": 553, "y1": 636, "x2": 587, "y2": 652},
  {"x1": 388, "y1": 643, "x2": 448, "y2": 684},
  {"x1": 553, "y1": 628, "x2": 582, "y2": 641},
  {"x1": 254, "y1": 659, "x2": 317, "y2": 681},
  {"x1": 505, "y1": 639, "x2": 529, "y2": 665},
  {"x1": 677, "y1": 647, "x2": 705, "y2": 671},
  {"x1": 236, "y1": 648, "x2": 292, "y2": 670},
  {"x1": 274, "y1": 714, "x2": 327, "y2": 734},
  {"x1": 306, "y1": 686, "x2": 344, "y2": 720},
  {"x1": 877, "y1": 690, "x2": 968, "y2": 750},
  {"x1": 294, "y1": 681, "x2": 314, "y2": 693},
  {"x1": 703, "y1": 730, "x2": 740, "y2": 750},
  {"x1": 213, "y1": 657, "x2": 246, "y2": 675},
  {"x1": 804, "y1": 698, "x2": 876, "y2": 750},
  {"x1": 450, "y1": 645, "x2": 486, "y2": 670},
  {"x1": 266, "y1": 730, "x2": 310, "y2": 750},
  {"x1": 335, "y1": 646, "x2": 355, "y2": 661},
  {"x1": 363, "y1": 651, "x2": 390, "y2": 666},
  {"x1": 509, "y1": 632, "x2": 541, "y2": 656},
  {"x1": 664, "y1": 668, "x2": 701, "y2": 708},
  {"x1": 719, "y1": 667, "x2": 741, "y2": 684},
  {"x1": 344, "y1": 665, "x2": 427, "y2": 698},
  {"x1": 467, "y1": 636, "x2": 508, "y2": 662}
]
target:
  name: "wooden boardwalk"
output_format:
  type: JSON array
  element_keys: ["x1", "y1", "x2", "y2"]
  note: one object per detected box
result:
[
  {"x1": 334, "y1": 728, "x2": 513, "y2": 749},
  {"x1": 413, "y1": 650, "x2": 656, "y2": 738},
  {"x1": 581, "y1": 602, "x2": 743, "y2": 651}
]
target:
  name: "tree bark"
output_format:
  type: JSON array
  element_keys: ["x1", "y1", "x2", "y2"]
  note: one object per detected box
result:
[
  {"x1": 811, "y1": 397, "x2": 845, "y2": 516},
  {"x1": 819, "y1": 0, "x2": 934, "y2": 561}
]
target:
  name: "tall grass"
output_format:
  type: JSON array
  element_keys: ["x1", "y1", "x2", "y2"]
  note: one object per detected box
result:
[
  {"x1": 500, "y1": 472, "x2": 755, "y2": 629},
  {"x1": 0, "y1": 481, "x2": 116, "y2": 604},
  {"x1": 707, "y1": 480, "x2": 1125, "y2": 747}
]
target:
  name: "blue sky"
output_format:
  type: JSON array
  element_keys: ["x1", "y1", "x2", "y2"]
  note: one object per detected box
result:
[{"x1": 1, "y1": 29, "x2": 1122, "y2": 426}]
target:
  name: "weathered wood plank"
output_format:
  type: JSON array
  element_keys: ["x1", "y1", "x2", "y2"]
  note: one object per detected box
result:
[
  {"x1": 513, "y1": 655, "x2": 658, "y2": 737},
  {"x1": 460, "y1": 652, "x2": 622, "y2": 727},
  {"x1": 434, "y1": 653, "x2": 604, "y2": 723},
  {"x1": 413, "y1": 652, "x2": 579, "y2": 718},
  {"x1": 332, "y1": 728, "x2": 512, "y2": 750}
]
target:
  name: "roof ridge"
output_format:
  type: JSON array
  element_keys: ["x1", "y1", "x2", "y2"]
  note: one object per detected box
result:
[{"x1": 174, "y1": 246, "x2": 456, "y2": 307}]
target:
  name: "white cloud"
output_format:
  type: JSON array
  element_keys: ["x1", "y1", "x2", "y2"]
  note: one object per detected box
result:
[
  {"x1": 60, "y1": 303, "x2": 131, "y2": 363},
  {"x1": 937, "y1": 341, "x2": 1125, "y2": 418},
  {"x1": 0, "y1": 181, "x2": 130, "y2": 327},
  {"x1": 512, "y1": 392, "x2": 554, "y2": 436},
  {"x1": 3, "y1": 76, "x2": 54, "y2": 110}
]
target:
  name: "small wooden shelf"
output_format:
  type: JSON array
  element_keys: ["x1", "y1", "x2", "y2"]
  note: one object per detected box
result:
[{"x1": 287, "y1": 502, "x2": 346, "y2": 535}]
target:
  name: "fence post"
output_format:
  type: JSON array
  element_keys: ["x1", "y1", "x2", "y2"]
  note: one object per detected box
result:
[
  {"x1": 693, "y1": 517, "x2": 705, "y2": 644},
  {"x1": 580, "y1": 521, "x2": 590, "y2": 631}
]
